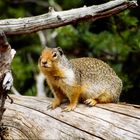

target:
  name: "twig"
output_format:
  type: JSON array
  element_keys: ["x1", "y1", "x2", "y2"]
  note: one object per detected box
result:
[{"x1": 37, "y1": 31, "x2": 47, "y2": 47}]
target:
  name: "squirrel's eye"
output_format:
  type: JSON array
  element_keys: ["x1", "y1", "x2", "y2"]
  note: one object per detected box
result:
[{"x1": 52, "y1": 52, "x2": 57, "y2": 58}]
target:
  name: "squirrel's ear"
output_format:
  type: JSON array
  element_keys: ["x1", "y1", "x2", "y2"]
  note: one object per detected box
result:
[{"x1": 57, "y1": 47, "x2": 63, "y2": 56}]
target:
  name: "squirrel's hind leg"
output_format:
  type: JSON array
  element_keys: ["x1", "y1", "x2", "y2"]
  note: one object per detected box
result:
[
  {"x1": 84, "y1": 98, "x2": 97, "y2": 106},
  {"x1": 96, "y1": 91, "x2": 113, "y2": 103},
  {"x1": 84, "y1": 91, "x2": 113, "y2": 106}
]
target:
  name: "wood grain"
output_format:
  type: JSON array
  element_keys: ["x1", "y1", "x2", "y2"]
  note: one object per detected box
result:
[{"x1": 2, "y1": 95, "x2": 140, "y2": 140}]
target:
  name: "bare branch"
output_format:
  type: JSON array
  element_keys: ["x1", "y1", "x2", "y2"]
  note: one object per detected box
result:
[
  {"x1": 37, "y1": 31, "x2": 47, "y2": 47},
  {"x1": 0, "y1": 0, "x2": 137, "y2": 35},
  {"x1": 35, "y1": 73, "x2": 46, "y2": 97},
  {"x1": 11, "y1": 86, "x2": 21, "y2": 96}
]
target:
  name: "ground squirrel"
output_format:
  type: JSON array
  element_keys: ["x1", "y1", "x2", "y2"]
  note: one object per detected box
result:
[{"x1": 38, "y1": 47, "x2": 122, "y2": 111}]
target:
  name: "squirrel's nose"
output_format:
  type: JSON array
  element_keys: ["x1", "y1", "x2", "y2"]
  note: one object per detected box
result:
[
  {"x1": 41, "y1": 61, "x2": 47, "y2": 65},
  {"x1": 41, "y1": 59, "x2": 50, "y2": 68}
]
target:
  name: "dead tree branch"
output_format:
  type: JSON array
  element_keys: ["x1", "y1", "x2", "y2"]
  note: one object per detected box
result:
[
  {"x1": 0, "y1": 31, "x2": 16, "y2": 125},
  {"x1": 0, "y1": 0, "x2": 137, "y2": 35}
]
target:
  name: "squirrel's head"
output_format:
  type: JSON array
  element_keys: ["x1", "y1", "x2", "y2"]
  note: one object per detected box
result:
[{"x1": 39, "y1": 47, "x2": 64, "y2": 72}]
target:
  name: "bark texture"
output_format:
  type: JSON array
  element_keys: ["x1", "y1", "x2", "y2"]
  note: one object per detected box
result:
[
  {"x1": 2, "y1": 95, "x2": 140, "y2": 140},
  {"x1": 0, "y1": 31, "x2": 12, "y2": 123},
  {"x1": 0, "y1": 0, "x2": 137, "y2": 35},
  {"x1": 0, "y1": 31, "x2": 15, "y2": 139}
]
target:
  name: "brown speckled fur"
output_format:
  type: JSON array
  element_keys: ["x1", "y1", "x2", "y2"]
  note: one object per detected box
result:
[{"x1": 39, "y1": 47, "x2": 122, "y2": 111}]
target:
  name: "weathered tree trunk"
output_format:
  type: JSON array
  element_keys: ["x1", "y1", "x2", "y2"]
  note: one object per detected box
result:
[
  {"x1": 0, "y1": 31, "x2": 13, "y2": 122},
  {"x1": 0, "y1": 31, "x2": 16, "y2": 139},
  {"x1": 0, "y1": 0, "x2": 137, "y2": 35},
  {"x1": 2, "y1": 95, "x2": 140, "y2": 140}
]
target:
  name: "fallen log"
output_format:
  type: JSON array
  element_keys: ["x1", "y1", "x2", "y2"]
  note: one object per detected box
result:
[{"x1": 2, "y1": 95, "x2": 140, "y2": 139}]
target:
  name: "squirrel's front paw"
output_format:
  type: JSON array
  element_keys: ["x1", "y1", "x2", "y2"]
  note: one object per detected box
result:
[
  {"x1": 62, "y1": 104, "x2": 77, "y2": 112},
  {"x1": 47, "y1": 104, "x2": 53, "y2": 110},
  {"x1": 47, "y1": 100, "x2": 60, "y2": 110}
]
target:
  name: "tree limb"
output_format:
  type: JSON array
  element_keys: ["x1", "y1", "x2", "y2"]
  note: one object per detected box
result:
[
  {"x1": 0, "y1": 0, "x2": 137, "y2": 35},
  {"x1": 0, "y1": 31, "x2": 16, "y2": 124}
]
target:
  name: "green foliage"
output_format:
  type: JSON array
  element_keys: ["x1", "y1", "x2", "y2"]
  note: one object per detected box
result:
[
  {"x1": 1, "y1": 0, "x2": 140, "y2": 104},
  {"x1": 12, "y1": 43, "x2": 41, "y2": 96},
  {"x1": 10, "y1": 34, "x2": 41, "y2": 95},
  {"x1": 55, "y1": 0, "x2": 83, "y2": 10},
  {"x1": 121, "y1": 74, "x2": 133, "y2": 92},
  {"x1": 56, "y1": 25, "x2": 78, "y2": 49}
]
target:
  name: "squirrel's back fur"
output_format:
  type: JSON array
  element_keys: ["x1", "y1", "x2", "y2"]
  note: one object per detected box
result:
[
  {"x1": 39, "y1": 47, "x2": 122, "y2": 111},
  {"x1": 70, "y1": 58, "x2": 122, "y2": 102}
]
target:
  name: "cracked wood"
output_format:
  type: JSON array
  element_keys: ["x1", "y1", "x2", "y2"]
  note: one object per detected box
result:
[{"x1": 2, "y1": 95, "x2": 140, "y2": 139}]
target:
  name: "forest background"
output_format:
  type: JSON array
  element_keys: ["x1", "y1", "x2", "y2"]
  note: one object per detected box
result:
[{"x1": 1, "y1": 0, "x2": 140, "y2": 104}]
